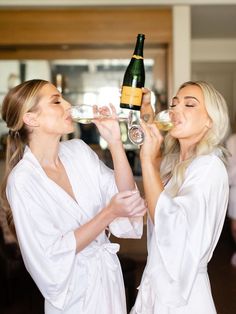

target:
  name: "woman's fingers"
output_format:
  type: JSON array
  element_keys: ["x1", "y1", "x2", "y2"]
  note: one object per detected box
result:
[
  {"x1": 120, "y1": 192, "x2": 147, "y2": 216},
  {"x1": 130, "y1": 201, "x2": 147, "y2": 216},
  {"x1": 108, "y1": 103, "x2": 117, "y2": 116},
  {"x1": 110, "y1": 190, "x2": 148, "y2": 218},
  {"x1": 140, "y1": 120, "x2": 154, "y2": 139},
  {"x1": 98, "y1": 105, "x2": 111, "y2": 117},
  {"x1": 141, "y1": 88, "x2": 154, "y2": 123},
  {"x1": 140, "y1": 120, "x2": 163, "y2": 139}
]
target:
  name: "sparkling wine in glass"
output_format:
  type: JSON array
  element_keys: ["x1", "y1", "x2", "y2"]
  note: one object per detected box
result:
[
  {"x1": 127, "y1": 109, "x2": 173, "y2": 146},
  {"x1": 154, "y1": 109, "x2": 174, "y2": 131},
  {"x1": 70, "y1": 104, "x2": 99, "y2": 124},
  {"x1": 69, "y1": 104, "x2": 133, "y2": 125}
]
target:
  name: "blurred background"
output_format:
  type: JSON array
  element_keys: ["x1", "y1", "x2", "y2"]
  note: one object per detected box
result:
[{"x1": 0, "y1": 1, "x2": 235, "y2": 313}]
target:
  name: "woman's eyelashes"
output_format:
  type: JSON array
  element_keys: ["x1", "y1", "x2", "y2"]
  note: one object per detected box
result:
[
  {"x1": 53, "y1": 97, "x2": 61, "y2": 104},
  {"x1": 170, "y1": 102, "x2": 196, "y2": 108},
  {"x1": 185, "y1": 103, "x2": 195, "y2": 107}
]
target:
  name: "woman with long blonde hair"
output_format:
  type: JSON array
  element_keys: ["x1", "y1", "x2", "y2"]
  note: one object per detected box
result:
[{"x1": 131, "y1": 81, "x2": 230, "y2": 314}]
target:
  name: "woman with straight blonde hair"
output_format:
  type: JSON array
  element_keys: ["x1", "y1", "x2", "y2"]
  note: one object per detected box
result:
[
  {"x1": 0, "y1": 79, "x2": 146, "y2": 314},
  {"x1": 131, "y1": 81, "x2": 230, "y2": 314}
]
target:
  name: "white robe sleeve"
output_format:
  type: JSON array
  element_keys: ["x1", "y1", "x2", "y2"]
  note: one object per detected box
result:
[
  {"x1": 97, "y1": 156, "x2": 143, "y2": 239},
  {"x1": 7, "y1": 177, "x2": 77, "y2": 310},
  {"x1": 73, "y1": 140, "x2": 143, "y2": 239},
  {"x1": 147, "y1": 155, "x2": 228, "y2": 307}
]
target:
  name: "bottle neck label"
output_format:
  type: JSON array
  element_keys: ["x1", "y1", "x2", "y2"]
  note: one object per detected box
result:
[
  {"x1": 121, "y1": 86, "x2": 142, "y2": 107},
  {"x1": 132, "y1": 54, "x2": 144, "y2": 60}
]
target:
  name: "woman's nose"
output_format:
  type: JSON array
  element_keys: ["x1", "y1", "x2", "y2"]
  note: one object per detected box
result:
[
  {"x1": 171, "y1": 104, "x2": 182, "y2": 113},
  {"x1": 169, "y1": 107, "x2": 181, "y2": 122},
  {"x1": 64, "y1": 100, "x2": 72, "y2": 110}
]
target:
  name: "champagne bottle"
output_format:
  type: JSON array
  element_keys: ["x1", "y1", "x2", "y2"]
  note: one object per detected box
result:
[{"x1": 120, "y1": 34, "x2": 145, "y2": 111}]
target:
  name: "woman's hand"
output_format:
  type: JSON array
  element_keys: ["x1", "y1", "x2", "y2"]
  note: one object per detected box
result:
[
  {"x1": 140, "y1": 88, "x2": 155, "y2": 123},
  {"x1": 139, "y1": 119, "x2": 163, "y2": 166},
  {"x1": 92, "y1": 104, "x2": 121, "y2": 146},
  {"x1": 106, "y1": 190, "x2": 147, "y2": 219}
]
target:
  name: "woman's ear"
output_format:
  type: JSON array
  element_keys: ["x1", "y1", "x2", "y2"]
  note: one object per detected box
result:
[
  {"x1": 206, "y1": 117, "x2": 213, "y2": 129},
  {"x1": 23, "y1": 112, "x2": 39, "y2": 128}
]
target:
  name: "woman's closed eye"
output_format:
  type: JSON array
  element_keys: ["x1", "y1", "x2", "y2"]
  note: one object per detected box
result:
[
  {"x1": 185, "y1": 102, "x2": 196, "y2": 107},
  {"x1": 169, "y1": 101, "x2": 197, "y2": 109},
  {"x1": 50, "y1": 93, "x2": 62, "y2": 104},
  {"x1": 53, "y1": 97, "x2": 62, "y2": 104}
]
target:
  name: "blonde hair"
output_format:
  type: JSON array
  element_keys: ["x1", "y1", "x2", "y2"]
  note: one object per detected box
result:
[
  {"x1": 161, "y1": 80, "x2": 230, "y2": 195},
  {"x1": 0, "y1": 79, "x2": 49, "y2": 236}
]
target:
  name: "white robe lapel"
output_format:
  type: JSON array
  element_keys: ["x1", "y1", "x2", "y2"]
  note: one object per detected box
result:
[
  {"x1": 23, "y1": 146, "x2": 91, "y2": 226},
  {"x1": 59, "y1": 145, "x2": 103, "y2": 221}
]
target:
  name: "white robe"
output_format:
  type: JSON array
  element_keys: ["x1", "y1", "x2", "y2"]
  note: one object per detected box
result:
[
  {"x1": 6, "y1": 139, "x2": 143, "y2": 314},
  {"x1": 226, "y1": 133, "x2": 236, "y2": 219},
  {"x1": 131, "y1": 153, "x2": 229, "y2": 314}
]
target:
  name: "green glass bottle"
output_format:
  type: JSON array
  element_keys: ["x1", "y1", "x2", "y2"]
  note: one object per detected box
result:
[{"x1": 120, "y1": 34, "x2": 145, "y2": 111}]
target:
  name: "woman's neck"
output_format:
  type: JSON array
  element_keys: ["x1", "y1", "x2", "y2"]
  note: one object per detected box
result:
[
  {"x1": 29, "y1": 136, "x2": 61, "y2": 169},
  {"x1": 179, "y1": 142, "x2": 196, "y2": 162}
]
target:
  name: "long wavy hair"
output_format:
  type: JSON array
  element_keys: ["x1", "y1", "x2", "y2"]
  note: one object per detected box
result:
[
  {"x1": 160, "y1": 80, "x2": 230, "y2": 195},
  {"x1": 0, "y1": 79, "x2": 49, "y2": 236}
]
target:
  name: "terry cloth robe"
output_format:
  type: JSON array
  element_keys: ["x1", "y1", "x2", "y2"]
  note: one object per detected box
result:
[
  {"x1": 6, "y1": 139, "x2": 143, "y2": 314},
  {"x1": 226, "y1": 133, "x2": 236, "y2": 219},
  {"x1": 131, "y1": 153, "x2": 229, "y2": 314}
]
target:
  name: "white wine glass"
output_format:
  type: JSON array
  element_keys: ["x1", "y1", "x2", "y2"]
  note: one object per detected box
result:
[
  {"x1": 154, "y1": 109, "x2": 174, "y2": 131},
  {"x1": 127, "y1": 109, "x2": 174, "y2": 146},
  {"x1": 70, "y1": 104, "x2": 98, "y2": 124},
  {"x1": 69, "y1": 104, "x2": 133, "y2": 126}
]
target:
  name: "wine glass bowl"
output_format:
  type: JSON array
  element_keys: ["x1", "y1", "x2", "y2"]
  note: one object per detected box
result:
[
  {"x1": 70, "y1": 104, "x2": 98, "y2": 124},
  {"x1": 127, "y1": 109, "x2": 173, "y2": 146},
  {"x1": 69, "y1": 104, "x2": 133, "y2": 125},
  {"x1": 154, "y1": 109, "x2": 174, "y2": 131}
]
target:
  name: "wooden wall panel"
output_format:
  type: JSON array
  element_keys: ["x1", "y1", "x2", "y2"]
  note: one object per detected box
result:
[
  {"x1": 0, "y1": 46, "x2": 167, "y2": 60},
  {"x1": 0, "y1": 8, "x2": 172, "y2": 59}
]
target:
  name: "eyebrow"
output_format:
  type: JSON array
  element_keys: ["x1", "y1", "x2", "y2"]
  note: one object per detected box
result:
[
  {"x1": 50, "y1": 94, "x2": 61, "y2": 99},
  {"x1": 172, "y1": 96, "x2": 200, "y2": 103}
]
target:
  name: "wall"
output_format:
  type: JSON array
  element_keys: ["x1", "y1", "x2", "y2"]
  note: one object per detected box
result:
[{"x1": 191, "y1": 39, "x2": 236, "y2": 126}]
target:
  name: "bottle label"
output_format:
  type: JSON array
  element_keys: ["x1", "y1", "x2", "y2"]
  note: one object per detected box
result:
[
  {"x1": 121, "y1": 86, "x2": 142, "y2": 106},
  {"x1": 132, "y1": 55, "x2": 144, "y2": 60}
]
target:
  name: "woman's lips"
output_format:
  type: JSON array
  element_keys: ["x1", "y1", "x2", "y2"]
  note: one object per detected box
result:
[
  {"x1": 172, "y1": 119, "x2": 181, "y2": 126},
  {"x1": 65, "y1": 115, "x2": 73, "y2": 122}
]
